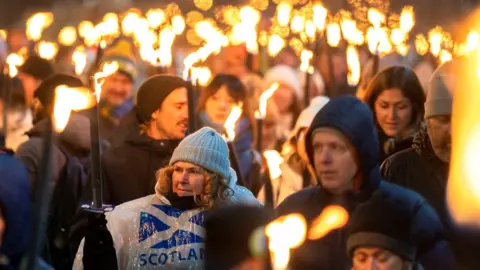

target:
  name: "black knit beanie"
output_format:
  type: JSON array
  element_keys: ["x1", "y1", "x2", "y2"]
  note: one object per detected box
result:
[
  {"x1": 18, "y1": 55, "x2": 54, "y2": 80},
  {"x1": 204, "y1": 205, "x2": 271, "y2": 270},
  {"x1": 347, "y1": 191, "x2": 417, "y2": 261},
  {"x1": 34, "y1": 73, "x2": 84, "y2": 108},
  {"x1": 136, "y1": 75, "x2": 189, "y2": 123}
]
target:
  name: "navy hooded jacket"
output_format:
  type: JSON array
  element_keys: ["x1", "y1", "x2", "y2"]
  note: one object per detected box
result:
[
  {"x1": 0, "y1": 155, "x2": 31, "y2": 269},
  {"x1": 276, "y1": 96, "x2": 454, "y2": 270}
]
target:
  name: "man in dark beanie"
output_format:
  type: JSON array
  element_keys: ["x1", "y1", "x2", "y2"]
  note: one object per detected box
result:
[
  {"x1": 348, "y1": 191, "x2": 423, "y2": 270},
  {"x1": 17, "y1": 55, "x2": 54, "y2": 106},
  {"x1": 15, "y1": 73, "x2": 91, "y2": 268},
  {"x1": 95, "y1": 74, "x2": 189, "y2": 206},
  {"x1": 276, "y1": 96, "x2": 454, "y2": 270},
  {"x1": 205, "y1": 205, "x2": 271, "y2": 270},
  {"x1": 16, "y1": 73, "x2": 90, "y2": 186}
]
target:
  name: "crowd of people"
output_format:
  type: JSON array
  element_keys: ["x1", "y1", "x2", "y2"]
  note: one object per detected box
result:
[{"x1": 0, "y1": 33, "x2": 479, "y2": 270}]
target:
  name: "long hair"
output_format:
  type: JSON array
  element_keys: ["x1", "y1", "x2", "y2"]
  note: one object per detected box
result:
[
  {"x1": 155, "y1": 165, "x2": 235, "y2": 209},
  {"x1": 364, "y1": 66, "x2": 426, "y2": 134},
  {"x1": 197, "y1": 74, "x2": 255, "y2": 130}
]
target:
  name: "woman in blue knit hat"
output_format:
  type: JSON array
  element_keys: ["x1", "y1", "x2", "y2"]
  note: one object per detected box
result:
[{"x1": 74, "y1": 127, "x2": 259, "y2": 270}]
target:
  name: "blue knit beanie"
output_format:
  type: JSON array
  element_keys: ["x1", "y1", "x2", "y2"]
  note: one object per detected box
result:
[{"x1": 170, "y1": 127, "x2": 231, "y2": 181}]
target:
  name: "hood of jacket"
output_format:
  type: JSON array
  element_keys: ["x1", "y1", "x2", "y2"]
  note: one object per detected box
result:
[
  {"x1": 0, "y1": 155, "x2": 30, "y2": 268},
  {"x1": 305, "y1": 96, "x2": 381, "y2": 194},
  {"x1": 27, "y1": 113, "x2": 91, "y2": 153}
]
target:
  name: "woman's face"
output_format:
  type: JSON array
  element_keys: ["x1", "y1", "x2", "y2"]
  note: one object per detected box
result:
[
  {"x1": 374, "y1": 88, "x2": 413, "y2": 138},
  {"x1": 353, "y1": 247, "x2": 408, "y2": 270},
  {"x1": 273, "y1": 83, "x2": 295, "y2": 113},
  {"x1": 172, "y1": 162, "x2": 206, "y2": 197},
  {"x1": 205, "y1": 85, "x2": 236, "y2": 125}
]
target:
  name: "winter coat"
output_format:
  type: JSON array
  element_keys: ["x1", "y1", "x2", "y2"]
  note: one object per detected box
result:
[
  {"x1": 79, "y1": 99, "x2": 134, "y2": 142},
  {"x1": 381, "y1": 127, "x2": 480, "y2": 270},
  {"x1": 0, "y1": 155, "x2": 30, "y2": 269},
  {"x1": 97, "y1": 132, "x2": 180, "y2": 206},
  {"x1": 198, "y1": 113, "x2": 258, "y2": 185},
  {"x1": 73, "y1": 173, "x2": 260, "y2": 270},
  {"x1": 15, "y1": 113, "x2": 91, "y2": 189},
  {"x1": 276, "y1": 96, "x2": 454, "y2": 270}
]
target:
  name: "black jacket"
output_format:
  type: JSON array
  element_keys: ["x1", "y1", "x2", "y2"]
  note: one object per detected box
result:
[
  {"x1": 381, "y1": 127, "x2": 480, "y2": 269},
  {"x1": 277, "y1": 96, "x2": 454, "y2": 270},
  {"x1": 98, "y1": 132, "x2": 180, "y2": 206}
]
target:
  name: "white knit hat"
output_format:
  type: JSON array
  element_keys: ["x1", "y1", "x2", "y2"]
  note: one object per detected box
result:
[
  {"x1": 289, "y1": 96, "x2": 330, "y2": 139},
  {"x1": 264, "y1": 65, "x2": 303, "y2": 100},
  {"x1": 170, "y1": 127, "x2": 232, "y2": 183}
]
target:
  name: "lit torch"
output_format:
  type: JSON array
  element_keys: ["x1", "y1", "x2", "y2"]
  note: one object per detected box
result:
[
  {"x1": 72, "y1": 46, "x2": 87, "y2": 76},
  {"x1": 223, "y1": 104, "x2": 246, "y2": 186},
  {"x1": 447, "y1": 49, "x2": 480, "y2": 227},
  {"x1": 89, "y1": 61, "x2": 118, "y2": 209},
  {"x1": 266, "y1": 214, "x2": 307, "y2": 269},
  {"x1": 255, "y1": 83, "x2": 280, "y2": 152},
  {"x1": 36, "y1": 41, "x2": 59, "y2": 60},
  {"x1": 262, "y1": 150, "x2": 284, "y2": 208},
  {"x1": 308, "y1": 205, "x2": 349, "y2": 240},
  {"x1": 346, "y1": 45, "x2": 360, "y2": 86}
]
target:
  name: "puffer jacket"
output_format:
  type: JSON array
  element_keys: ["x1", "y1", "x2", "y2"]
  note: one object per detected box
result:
[
  {"x1": 381, "y1": 127, "x2": 480, "y2": 270},
  {"x1": 277, "y1": 96, "x2": 454, "y2": 270}
]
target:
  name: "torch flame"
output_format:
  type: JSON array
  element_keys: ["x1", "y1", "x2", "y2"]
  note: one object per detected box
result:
[
  {"x1": 326, "y1": 23, "x2": 341, "y2": 47},
  {"x1": 305, "y1": 20, "x2": 316, "y2": 40},
  {"x1": 268, "y1": 34, "x2": 285, "y2": 57},
  {"x1": 6, "y1": 53, "x2": 24, "y2": 78},
  {"x1": 368, "y1": 8, "x2": 385, "y2": 28},
  {"x1": 308, "y1": 205, "x2": 349, "y2": 240},
  {"x1": 428, "y1": 26, "x2": 444, "y2": 57},
  {"x1": 58, "y1": 26, "x2": 77, "y2": 46},
  {"x1": 399, "y1": 6, "x2": 415, "y2": 33},
  {"x1": 263, "y1": 150, "x2": 284, "y2": 179},
  {"x1": 37, "y1": 41, "x2": 59, "y2": 60},
  {"x1": 300, "y1": 50, "x2": 313, "y2": 73},
  {"x1": 341, "y1": 19, "x2": 364, "y2": 46},
  {"x1": 78, "y1": 21, "x2": 94, "y2": 40},
  {"x1": 415, "y1": 34, "x2": 429, "y2": 56},
  {"x1": 224, "y1": 104, "x2": 243, "y2": 140},
  {"x1": 146, "y1": 9, "x2": 165, "y2": 29},
  {"x1": 256, "y1": 83, "x2": 280, "y2": 118},
  {"x1": 313, "y1": 3, "x2": 328, "y2": 31},
  {"x1": 346, "y1": 45, "x2": 360, "y2": 86},
  {"x1": 465, "y1": 30, "x2": 480, "y2": 53},
  {"x1": 93, "y1": 61, "x2": 119, "y2": 102},
  {"x1": 72, "y1": 46, "x2": 87, "y2": 76},
  {"x1": 277, "y1": 3, "x2": 292, "y2": 27},
  {"x1": 159, "y1": 27, "x2": 176, "y2": 67},
  {"x1": 26, "y1": 12, "x2": 54, "y2": 41},
  {"x1": 291, "y1": 15, "x2": 305, "y2": 34},
  {"x1": 447, "y1": 49, "x2": 480, "y2": 226},
  {"x1": 266, "y1": 213, "x2": 307, "y2": 269},
  {"x1": 53, "y1": 86, "x2": 94, "y2": 133},
  {"x1": 172, "y1": 15, "x2": 186, "y2": 35}
]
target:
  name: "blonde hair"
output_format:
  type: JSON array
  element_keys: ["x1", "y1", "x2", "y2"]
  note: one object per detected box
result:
[{"x1": 155, "y1": 165, "x2": 235, "y2": 209}]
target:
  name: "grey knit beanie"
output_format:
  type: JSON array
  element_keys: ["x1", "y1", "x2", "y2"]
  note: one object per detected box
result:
[
  {"x1": 170, "y1": 127, "x2": 231, "y2": 181},
  {"x1": 425, "y1": 60, "x2": 457, "y2": 118}
]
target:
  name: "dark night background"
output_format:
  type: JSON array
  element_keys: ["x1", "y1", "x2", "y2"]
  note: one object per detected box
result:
[{"x1": 1, "y1": 0, "x2": 479, "y2": 31}]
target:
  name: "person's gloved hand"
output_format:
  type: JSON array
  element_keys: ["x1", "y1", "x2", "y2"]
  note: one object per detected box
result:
[{"x1": 83, "y1": 212, "x2": 118, "y2": 270}]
